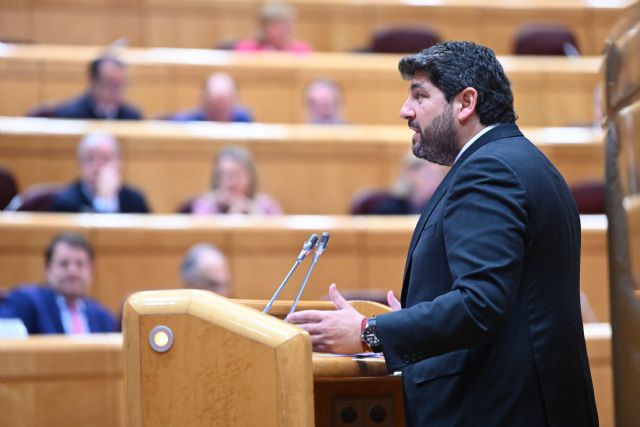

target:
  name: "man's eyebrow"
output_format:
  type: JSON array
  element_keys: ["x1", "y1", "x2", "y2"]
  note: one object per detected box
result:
[{"x1": 409, "y1": 82, "x2": 426, "y2": 92}]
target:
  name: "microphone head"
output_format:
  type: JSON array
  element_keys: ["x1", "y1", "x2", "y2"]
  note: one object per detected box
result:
[
  {"x1": 315, "y1": 232, "x2": 330, "y2": 256},
  {"x1": 297, "y1": 233, "x2": 319, "y2": 261},
  {"x1": 304, "y1": 234, "x2": 320, "y2": 251}
]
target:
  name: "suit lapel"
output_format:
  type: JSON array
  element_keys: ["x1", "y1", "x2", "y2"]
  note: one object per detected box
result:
[
  {"x1": 399, "y1": 124, "x2": 524, "y2": 305},
  {"x1": 44, "y1": 288, "x2": 66, "y2": 333}
]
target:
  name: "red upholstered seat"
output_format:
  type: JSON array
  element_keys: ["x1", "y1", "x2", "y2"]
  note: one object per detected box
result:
[
  {"x1": 349, "y1": 189, "x2": 398, "y2": 215},
  {"x1": 8, "y1": 183, "x2": 63, "y2": 212},
  {"x1": 0, "y1": 166, "x2": 19, "y2": 210},
  {"x1": 570, "y1": 180, "x2": 605, "y2": 214},
  {"x1": 368, "y1": 26, "x2": 441, "y2": 54},
  {"x1": 514, "y1": 23, "x2": 580, "y2": 56}
]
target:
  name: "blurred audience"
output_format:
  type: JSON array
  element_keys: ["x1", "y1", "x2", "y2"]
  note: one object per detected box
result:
[
  {"x1": 234, "y1": 3, "x2": 312, "y2": 53},
  {"x1": 350, "y1": 155, "x2": 447, "y2": 215},
  {"x1": 0, "y1": 233, "x2": 116, "y2": 334},
  {"x1": 44, "y1": 56, "x2": 142, "y2": 120},
  {"x1": 191, "y1": 146, "x2": 283, "y2": 215},
  {"x1": 52, "y1": 132, "x2": 151, "y2": 213},
  {"x1": 181, "y1": 243, "x2": 231, "y2": 296},
  {"x1": 356, "y1": 155, "x2": 448, "y2": 215},
  {"x1": 305, "y1": 79, "x2": 345, "y2": 125},
  {"x1": 163, "y1": 73, "x2": 253, "y2": 123}
]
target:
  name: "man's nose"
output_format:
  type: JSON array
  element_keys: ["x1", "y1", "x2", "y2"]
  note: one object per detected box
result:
[{"x1": 399, "y1": 100, "x2": 414, "y2": 120}]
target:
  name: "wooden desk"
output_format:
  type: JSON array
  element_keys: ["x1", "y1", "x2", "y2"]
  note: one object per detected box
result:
[
  {"x1": 0, "y1": 0, "x2": 630, "y2": 55},
  {"x1": 0, "y1": 118, "x2": 605, "y2": 215},
  {"x1": 0, "y1": 44, "x2": 601, "y2": 126},
  {"x1": 0, "y1": 213, "x2": 609, "y2": 323},
  {"x1": 0, "y1": 324, "x2": 613, "y2": 427},
  {"x1": 0, "y1": 334, "x2": 124, "y2": 427}
]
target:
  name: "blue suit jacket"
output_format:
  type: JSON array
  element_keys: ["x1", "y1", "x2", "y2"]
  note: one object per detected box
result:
[
  {"x1": 376, "y1": 124, "x2": 598, "y2": 426},
  {"x1": 52, "y1": 180, "x2": 151, "y2": 213},
  {"x1": 164, "y1": 107, "x2": 254, "y2": 123},
  {"x1": 54, "y1": 92, "x2": 142, "y2": 120},
  {"x1": 0, "y1": 285, "x2": 116, "y2": 334}
]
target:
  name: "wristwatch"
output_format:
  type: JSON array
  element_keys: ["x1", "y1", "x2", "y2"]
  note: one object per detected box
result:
[{"x1": 360, "y1": 316, "x2": 383, "y2": 353}]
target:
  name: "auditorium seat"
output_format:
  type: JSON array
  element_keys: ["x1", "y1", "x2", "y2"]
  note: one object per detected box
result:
[
  {"x1": 571, "y1": 181, "x2": 606, "y2": 214},
  {"x1": 7, "y1": 183, "x2": 62, "y2": 212},
  {"x1": 26, "y1": 103, "x2": 58, "y2": 118},
  {"x1": 176, "y1": 196, "x2": 196, "y2": 214},
  {"x1": 514, "y1": 23, "x2": 580, "y2": 56},
  {"x1": 0, "y1": 166, "x2": 19, "y2": 210},
  {"x1": 349, "y1": 189, "x2": 399, "y2": 215},
  {"x1": 365, "y1": 26, "x2": 440, "y2": 54}
]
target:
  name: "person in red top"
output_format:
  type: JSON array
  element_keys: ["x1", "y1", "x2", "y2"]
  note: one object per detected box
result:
[{"x1": 234, "y1": 3, "x2": 312, "y2": 53}]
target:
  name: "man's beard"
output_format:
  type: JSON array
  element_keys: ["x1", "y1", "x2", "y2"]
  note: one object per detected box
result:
[{"x1": 411, "y1": 105, "x2": 460, "y2": 166}]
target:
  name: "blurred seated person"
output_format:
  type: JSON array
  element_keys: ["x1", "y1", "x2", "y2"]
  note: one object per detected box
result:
[
  {"x1": 48, "y1": 56, "x2": 142, "y2": 120},
  {"x1": 181, "y1": 243, "x2": 231, "y2": 296},
  {"x1": 192, "y1": 146, "x2": 283, "y2": 215},
  {"x1": 234, "y1": 3, "x2": 312, "y2": 53},
  {"x1": 164, "y1": 73, "x2": 253, "y2": 122},
  {"x1": 305, "y1": 79, "x2": 345, "y2": 125},
  {"x1": 0, "y1": 233, "x2": 116, "y2": 334},
  {"x1": 52, "y1": 132, "x2": 151, "y2": 213},
  {"x1": 356, "y1": 155, "x2": 447, "y2": 215}
]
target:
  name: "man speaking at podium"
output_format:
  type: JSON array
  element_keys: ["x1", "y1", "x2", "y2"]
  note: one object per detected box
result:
[{"x1": 287, "y1": 41, "x2": 598, "y2": 426}]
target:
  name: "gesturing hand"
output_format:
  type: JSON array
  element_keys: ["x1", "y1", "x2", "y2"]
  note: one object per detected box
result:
[
  {"x1": 286, "y1": 284, "x2": 365, "y2": 354},
  {"x1": 387, "y1": 290, "x2": 401, "y2": 311}
]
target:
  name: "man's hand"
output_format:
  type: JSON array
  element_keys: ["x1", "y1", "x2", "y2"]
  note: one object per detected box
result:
[
  {"x1": 387, "y1": 290, "x2": 401, "y2": 311},
  {"x1": 287, "y1": 284, "x2": 365, "y2": 354},
  {"x1": 95, "y1": 162, "x2": 121, "y2": 200}
]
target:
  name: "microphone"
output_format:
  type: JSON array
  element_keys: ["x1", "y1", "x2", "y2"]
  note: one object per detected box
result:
[
  {"x1": 287, "y1": 232, "x2": 330, "y2": 317},
  {"x1": 263, "y1": 233, "x2": 319, "y2": 314}
]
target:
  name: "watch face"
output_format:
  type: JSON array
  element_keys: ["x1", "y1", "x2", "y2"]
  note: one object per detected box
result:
[{"x1": 363, "y1": 321, "x2": 382, "y2": 352}]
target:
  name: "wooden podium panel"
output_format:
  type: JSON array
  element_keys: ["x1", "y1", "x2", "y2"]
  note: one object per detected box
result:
[
  {"x1": 124, "y1": 290, "x2": 315, "y2": 426},
  {"x1": 0, "y1": 334, "x2": 124, "y2": 427},
  {"x1": 124, "y1": 291, "x2": 404, "y2": 426}
]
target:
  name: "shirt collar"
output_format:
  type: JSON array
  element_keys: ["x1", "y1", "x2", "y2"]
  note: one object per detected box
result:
[{"x1": 454, "y1": 124, "x2": 498, "y2": 164}]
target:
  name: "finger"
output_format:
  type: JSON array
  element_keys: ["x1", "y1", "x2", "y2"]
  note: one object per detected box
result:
[
  {"x1": 328, "y1": 283, "x2": 352, "y2": 311},
  {"x1": 387, "y1": 290, "x2": 401, "y2": 311},
  {"x1": 290, "y1": 321, "x2": 326, "y2": 336},
  {"x1": 286, "y1": 310, "x2": 327, "y2": 324}
]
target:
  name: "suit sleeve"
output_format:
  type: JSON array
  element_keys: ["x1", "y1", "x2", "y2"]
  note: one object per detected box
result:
[
  {"x1": 377, "y1": 155, "x2": 529, "y2": 370},
  {"x1": 0, "y1": 290, "x2": 37, "y2": 333}
]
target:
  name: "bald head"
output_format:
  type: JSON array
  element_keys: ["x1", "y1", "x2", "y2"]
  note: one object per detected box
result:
[
  {"x1": 201, "y1": 73, "x2": 238, "y2": 122},
  {"x1": 180, "y1": 243, "x2": 231, "y2": 296},
  {"x1": 306, "y1": 80, "x2": 344, "y2": 124}
]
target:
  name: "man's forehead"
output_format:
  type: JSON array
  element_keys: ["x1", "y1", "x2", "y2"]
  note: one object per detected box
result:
[
  {"x1": 409, "y1": 72, "x2": 434, "y2": 88},
  {"x1": 51, "y1": 242, "x2": 90, "y2": 259}
]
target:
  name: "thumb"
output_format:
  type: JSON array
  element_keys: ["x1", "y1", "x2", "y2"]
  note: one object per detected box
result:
[
  {"x1": 328, "y1": 283, "x2": 352, "y2": 311},
  {"x1": 387, "y1": 290, "x2": 401, "y2": 311}
]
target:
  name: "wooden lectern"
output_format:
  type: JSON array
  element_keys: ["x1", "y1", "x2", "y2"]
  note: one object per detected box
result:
[{"x1": 123, "y1": 290, "x2": 403, "y2": 426}]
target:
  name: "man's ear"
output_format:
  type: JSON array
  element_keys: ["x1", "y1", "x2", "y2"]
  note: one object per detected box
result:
[{"x1": 455, "y1": 87, "x2": 478, "y2": 124}]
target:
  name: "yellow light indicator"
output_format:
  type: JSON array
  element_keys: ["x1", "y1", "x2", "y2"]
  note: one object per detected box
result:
[
  {"x1": 153, "y1": 330, "x2": 170, "y2": 347},
  {"x1": 149, "y1": 325, "x2": 174, "y2": 353}
]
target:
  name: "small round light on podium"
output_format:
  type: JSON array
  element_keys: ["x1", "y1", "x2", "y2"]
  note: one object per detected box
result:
[{"x1": 149, "y1": 325, "x2": 174, "y2": 353}]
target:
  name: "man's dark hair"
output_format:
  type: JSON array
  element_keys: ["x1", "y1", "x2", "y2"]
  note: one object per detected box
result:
[
  {"x1": 45, "y1": 232, "x2": 95, "y2": 265},
  {"x1": 398, "y1": 41, "x2": 517, "y2": 125},
  {"x1": 88, "y1": 56, "x2": 125, "y2": 82}
]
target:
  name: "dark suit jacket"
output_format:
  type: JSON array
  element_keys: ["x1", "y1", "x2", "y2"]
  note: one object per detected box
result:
[
  {"x1": 54, "y1": 92, "x2": 142, "y2": 120},
  {"x1": 52, "y1": 180, "x2": 151, "y2": 213},
  {"x1": 376, "y1": 124, "x2": 598, "y2": 426},
  {"x1": 0, "y1": 285, "x2": 116, "y2": 334},
  {"x1": 164, "y1": 107, "x2": 254, "y2": 123}
]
